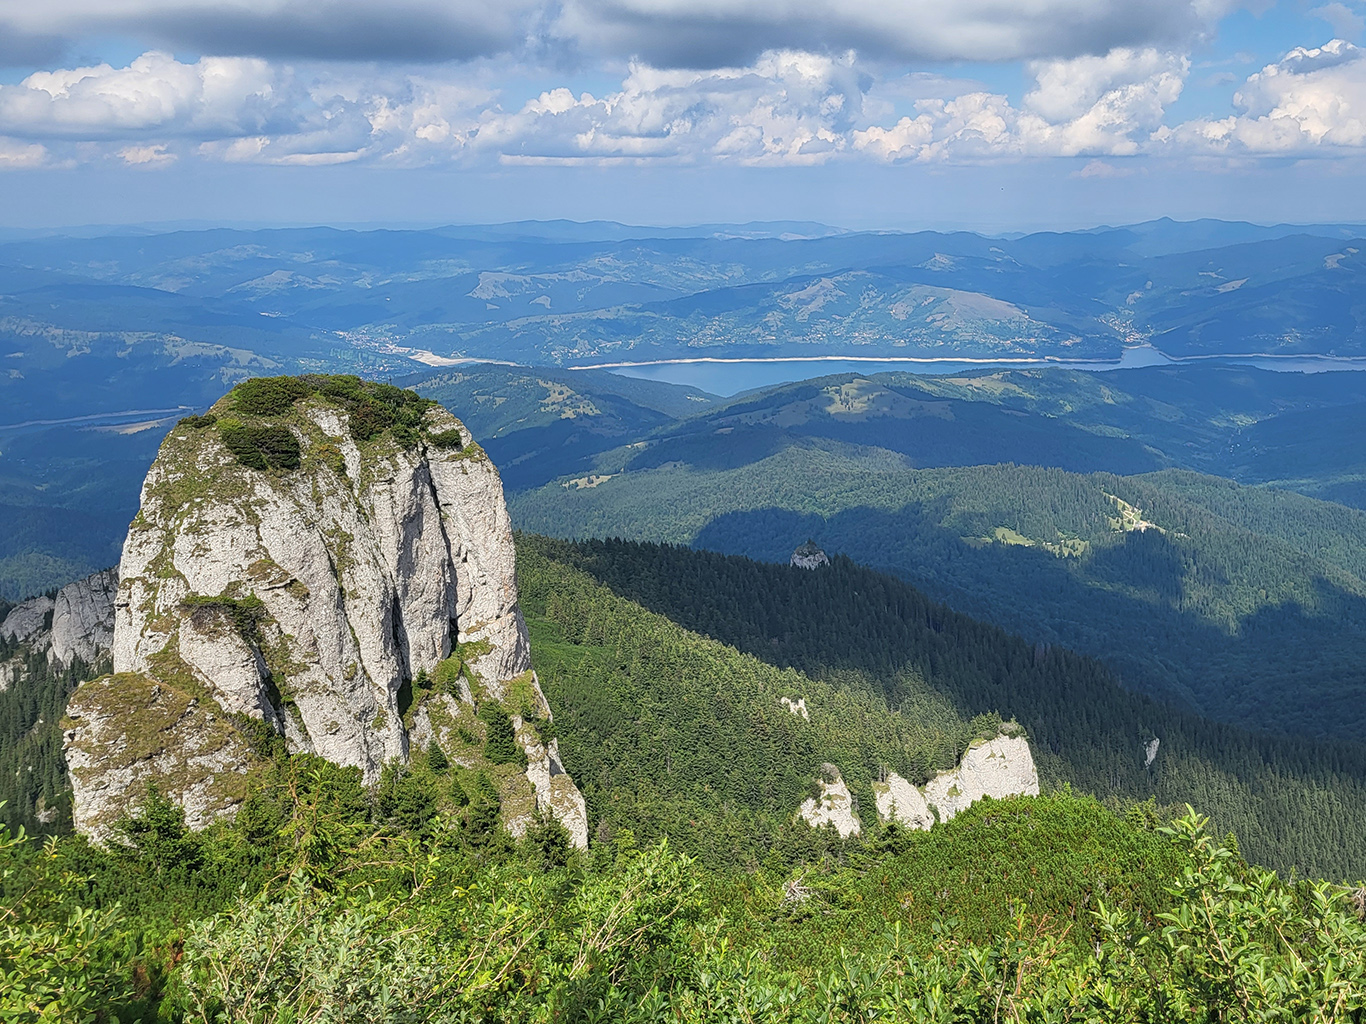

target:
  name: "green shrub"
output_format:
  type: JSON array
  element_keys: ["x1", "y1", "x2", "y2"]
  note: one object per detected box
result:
[
  {"x1": 219, "y1": 420, "x2": 301, "y2": 472},
  {"x1": 232, "y1": 377, "x2": 314, "y2": 416},
  {"x1": 480, "y1": 703, "x2": 525, "y2": 766},
  {"x1": 182, "y1": 593, "x2": 267, "y2": 644},
  {"x1": 427, "y1": 428, "x2": 464, "y2": 450},
  {"x1": 178, "y1": 413, "x2": 217, "y2": 429},
  {"x1": 222, "y1": 374, "x2": 444, "y2": 451}
]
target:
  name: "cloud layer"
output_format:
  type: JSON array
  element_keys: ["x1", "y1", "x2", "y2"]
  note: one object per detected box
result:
[
  {"x1": 1, "y1": 0, "x2": 1232, "y2": 67},
  {"x1": 2, "y1": 34, "x2": 1365, "y2": 170}
]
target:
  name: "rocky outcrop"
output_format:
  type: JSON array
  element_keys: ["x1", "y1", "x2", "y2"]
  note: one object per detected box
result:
[
  {"x1": 872, "y1": 771, "x2": 934, "y2": 830},
  {"x1": 1144, "y1": 738, "x2": 1160, "y2": 769},
  {"x1": 790, "y1": 541, "x2": 829, "y2": 570},
  {"x1": 64, "y1": 673, "x2": 254, "y2": 832},
  {"x1": 798, "y1": 763, "x2": 861, "y2": 838},
  {"x1": 65, "y1": 377, "x2": 586, "y2": 844},
  {"x1": 1, "y1": 595, "x2": 53, "y2": 646},
  {"x1": 0, "y1": 569, "x2": 118, "y2": 676},
  {"x1": 865, "y1": 729, "x2": 1040, "y2": 832},
  {"x1": 516, "y1": 714, "x2": 589, "y2": 849},
  {"x1": 780, "y1": 696, "x2": 810, "y2": 720},
  {"x1": 919, "y1": 733, "x2": 1040, "y2": 825},
  {"x1": 50, "y1": 569, "x2": 118, "y2": 671},
  {"x1": 0, "y1": 657, "x2": 21, "y2": 693}
]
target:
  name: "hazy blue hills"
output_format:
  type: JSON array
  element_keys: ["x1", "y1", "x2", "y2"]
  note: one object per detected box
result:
[{"x1": 4, "y1": 219, "x2": 1366, "y2": 379}]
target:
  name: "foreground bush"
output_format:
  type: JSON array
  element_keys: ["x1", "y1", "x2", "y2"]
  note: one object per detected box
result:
[{"x1": 4, "y1": 783, "x2": 1364, "y2": 1022}]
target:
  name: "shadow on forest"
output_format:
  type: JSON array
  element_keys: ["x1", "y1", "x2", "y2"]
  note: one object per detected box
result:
[{"x1": 689, "y1": 504, "x2": 1366, "y2": 741}]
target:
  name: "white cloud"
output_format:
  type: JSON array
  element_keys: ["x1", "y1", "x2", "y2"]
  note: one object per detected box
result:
[
  {"x1": 0, "y1": 137, "x2": 47, "y2": 168},
  {"x1": 1170, "y1": 39, "x2": 1366, "y2": 152},
  {"x1": 5, "y1": 36, "x2": 1366, "y2": 169},
  {"x1": 1310, "y1": 3, "x2": 1365, "y2": 40},
  {"x1": 1074, "y1": 158, "x2": 1135, "y2": 177},
  {"x1": 118, "y1": 142, "x2": 174, "y2": 163},
  {"x1": 853, "y1": 48, "x2": 1187, "y2": 161},
  {"x1": 456, "y1": 52, "x2": 863, "y2": 166},
  {"x1": 0, "y1": 52, "x2": 289, "y2": 138}
]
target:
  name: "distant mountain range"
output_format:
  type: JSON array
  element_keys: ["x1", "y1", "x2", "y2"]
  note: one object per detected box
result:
[{"x1": 3, "y1": 219, "x2": 1366, "y2": 415}]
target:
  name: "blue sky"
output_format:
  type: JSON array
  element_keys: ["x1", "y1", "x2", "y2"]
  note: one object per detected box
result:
[{"x1": 1, "y1": 0, "x2": 1364, "y2": 231}]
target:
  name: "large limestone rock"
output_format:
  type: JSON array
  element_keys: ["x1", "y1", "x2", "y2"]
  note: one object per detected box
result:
[
  {"x1": 798, "y1": 763, "x2": 861, "y2": 838},
  {"x1": 0, "y1": 568, "x2": 118, "y2": 676},
  {"x1": 50, "y1": 569, "x2": 118, "y2": 671},
  {"x1": 920, "y1": 733, "x2": 1040, "y2": 824},
  {"x1": 64, "y1": 673, "x2": 254, "y2": 831},
  {"x1": 66, "y1": 379, "x2": 586, "y2": 844},
  {"x1": 872, "y1": 771, "x2": 934, "y2": 830},
  {"x1": 820, "y1": 728, "x2": 1040, "y2": 834},
  {"x1": 790, "y1": 541, "x2": 830, "y2": 570}
]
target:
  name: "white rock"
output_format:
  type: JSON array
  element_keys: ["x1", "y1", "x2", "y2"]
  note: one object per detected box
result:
[
  {"x1": 798, "y1": 763, "x2": 861, "y2": 838},
  {"x1": 790, "y1": 541, "x2": 829, "y2": 570},
  {"x1": 780, "y1": 696, "x2": 809, "y2": 720},
  {"x1": 65, "y1": 672, "x2": 255, "y2": 842},
  {"x1": 517, "y1": 713, "x2": 589, "y2": 849},
  {"x1": 72, "y1": 391, "x2": 586, "y2": 842},
  {"x1": 922, "y1": 734, "x2": 1040, "y2": 824},
  {"x1": 1144, "y1": 737, "x2": 1160, "y2": 769},
  {"x1": 873, "y1": 771, "x2": 934, "y2": 830},
  {"x1": 50, "y1": 569, "x2": 118, "y2": 671},
  {"x1": 0, "y1": 657, "x2": 21, "y2": 693},
  {"x1": 1, "y1": 596, "x2": 53, "y2": 644}
]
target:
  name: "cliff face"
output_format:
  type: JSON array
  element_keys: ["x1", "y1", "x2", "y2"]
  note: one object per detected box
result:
[
  {"x1": 64, "y1": 377, "x2": 586, "y2": 845},
  {"x1": 798, "y1": 763, "x2": 861, "y2": 838},
  {"x1": 1, "y1": 568, "x2": 118, "y2": 674}
]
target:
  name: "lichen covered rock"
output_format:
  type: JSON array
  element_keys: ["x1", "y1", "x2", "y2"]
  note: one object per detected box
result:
[
  {"x1": 921, "y1": 733, "x2": 1040, "y2": 824},
  {"x1": 64, "y1": 672, "x2": 255, "y2": 840},
  {"x1": 790, "y1": 541, "x2": 830, "y2": 570},
  {"x1": 66, "y1": 376, "x2": 586, "y2": 845},
  {"x1": 872, "y1": 771, "x2": 934, "y2": 830},
  {"x1": 1, "y1": 595, "x2": 53, "y2": 646}
]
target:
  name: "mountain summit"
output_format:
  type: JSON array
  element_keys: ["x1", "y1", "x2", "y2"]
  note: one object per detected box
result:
[{"x1": 63, "y1": 375, "x2": 586, "y2": 845}]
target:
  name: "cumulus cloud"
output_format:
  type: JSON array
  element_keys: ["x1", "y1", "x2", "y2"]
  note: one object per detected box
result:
[
  {"x1": 5, "y1": 36, "x2": 1366, "y2": 169},
  {"x1": 0, "y1": 52, "x2": 291, "y2": 139},
  {"x1": 464, "y1": 52, "x2": 865, "y2": 165},
  {"x1": 853, "y1": 48, "x2": 1187, "y2": 161},
  {"x1": 0, "y1": 137, "x2": 48, "y2": 168},
  {"x1": 1170, "y1": 39, "x2": 1366, "y2": 152}
]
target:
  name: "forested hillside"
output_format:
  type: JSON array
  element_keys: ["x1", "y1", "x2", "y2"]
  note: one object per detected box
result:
[
  {"x1": 519, "y1": 537, "x2": 1366, "y2": 880},
  {"x1": 513, "y1": 446, "x2": 1366, "y2": 741}
]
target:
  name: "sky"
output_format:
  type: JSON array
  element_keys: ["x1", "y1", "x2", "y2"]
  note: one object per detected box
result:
[{"x1": 1, "y1": 0, "x2": 1365, "y2": 231}]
